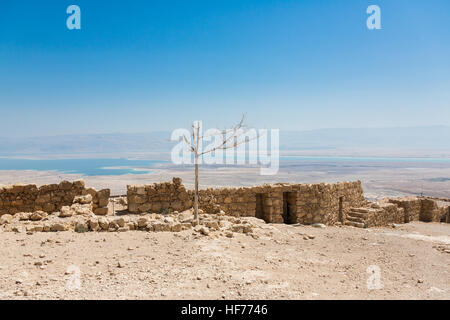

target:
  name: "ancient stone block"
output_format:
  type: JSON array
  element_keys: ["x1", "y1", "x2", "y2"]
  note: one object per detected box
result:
[
  {"x1": 73, "y1": 194, "x2": 93, "y2": 205},
  {"x1": 94, "y1": 207, "x2": 108, "y2": 215},
  {"x1": 59, "y1": 181, "x2": 72, "y2": 191}
]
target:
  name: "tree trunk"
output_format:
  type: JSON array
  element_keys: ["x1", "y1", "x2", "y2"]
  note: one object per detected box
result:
[
  {"x1": 194, "y1": 153, "x2": 199, "y2": 224},
  {"x1": 193, "y1": 122, "x2": 200, "y2": 224}
]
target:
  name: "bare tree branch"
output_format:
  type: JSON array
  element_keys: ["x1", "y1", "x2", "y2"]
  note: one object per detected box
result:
[
  {"x1": 178, "y1": 114, "x2": 256, "y2": 222},
  {"x1": 198, "y1": 114, "x2": 246, "y2": 140},
  {"x1": 199, "y1": 128, "x2": 260, "y2": 155},
  {"x1": 182, "y1": 134, "x2": 195, "y2": 152}
]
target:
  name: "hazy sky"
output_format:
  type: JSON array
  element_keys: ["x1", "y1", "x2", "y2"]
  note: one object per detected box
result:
[{"x1": 1, "y1": 0, "x2": 449, "y2": 137}]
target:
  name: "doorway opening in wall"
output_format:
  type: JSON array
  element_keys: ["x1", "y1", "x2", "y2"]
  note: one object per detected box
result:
[
  {"x1": 282, "y1": 192, "x2": 297, "y2": 224},
  {"x1": 338, "y1": 196, "x2": 344, "y2": 223},
  {"x1": 255, "y1": 193, "x2": 265, "y2": 220}
]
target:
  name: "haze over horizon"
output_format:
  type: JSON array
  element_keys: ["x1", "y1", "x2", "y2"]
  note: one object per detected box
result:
[{"x1": 1, "y1": 126, "x2": 449, "y2": 157}]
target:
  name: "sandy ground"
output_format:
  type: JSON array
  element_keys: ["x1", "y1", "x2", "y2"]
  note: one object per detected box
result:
[{"x1": 0, "y1": 221, "x2": 448, "y2": 300}]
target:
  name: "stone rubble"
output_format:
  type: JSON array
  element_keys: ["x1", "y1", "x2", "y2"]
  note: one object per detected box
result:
[
  {"x1": 1, "y1": 178, "x2": 449, "y2": 235},
  {"x1": 1, "y1": 208, "x2": 260, "y2": 237},
  {"x1": 0, "y1": 180, "x2": 110, "y2": 217}
]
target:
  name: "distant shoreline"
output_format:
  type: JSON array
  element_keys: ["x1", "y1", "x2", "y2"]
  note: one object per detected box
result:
[{"x1": 1, "y1": 156, "x2": 450, "y2": 199}]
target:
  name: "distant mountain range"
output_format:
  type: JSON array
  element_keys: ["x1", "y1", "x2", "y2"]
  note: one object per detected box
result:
[
  {"x1": 279, "y1": 126, "x2": 450, "y2": 150},
  {"x1": 0, "y1": 126, "x2": 449, "y2": 157}
]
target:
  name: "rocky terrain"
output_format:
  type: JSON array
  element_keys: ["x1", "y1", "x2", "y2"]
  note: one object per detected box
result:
[
  {"x1": 0, "y1": 204, "x2": 257, "y2": 236},
  {"x1": 0, "y1": 217, "x2": 448, "y2": 300},
  {"x1": 0, "y1": 178, "x2": 448, "y2": 300}
]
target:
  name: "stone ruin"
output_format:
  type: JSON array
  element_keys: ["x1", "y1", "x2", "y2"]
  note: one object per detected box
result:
[
  {"x1": 0, "y1": 177, "x2": 449, "y2": 234},
  {"x1": 127, "y1": 178, "x2": 450, "y2": 228},
  {"x1": 0, "y1": 180, "x2": 109, "y2": 216},
  {"x1": 127, "y1": 179, "x2": 366, "y2": 225},
  {"x1": 0, "y1": 180, "x2": 110, "y2": 232}
]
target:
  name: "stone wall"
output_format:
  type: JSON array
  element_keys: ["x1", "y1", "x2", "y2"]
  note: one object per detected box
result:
[
  {"x1": 294, "y1": 181, "x2": 365, "y2": 225},
  {"x1": 447, "y1": 207, "x2": 450, "y2": 223},
  {"x1": 127, "y1": 178, "x2": 366, "y2": 226},
  {"x1": 419, "y1": 199, "x2": 442, "y2": 222},
  {"x1": 86, "y1": 188, "x2": 111, "y2": 216},
  {"x1": 413, "y1": 197, "x2": 450, "y2": 223},
  {"x1": 366, "y1": 203, "x2": 405, "y2": 227},
  {"x1": 2, "y1": 177, "x2": 448, "y2": 230},
  {"x1": 387, "y1": 197, "x2": 421, "y2": 223},
  {"x1": 195, "y1": 187, "x2": 256, "y2": 217},
  {"x1": 127, "y1": 178, "x2": 192, "y2": 214},
  {"x1": 0, "y1": 180, "x2": 110, "y2": 216},
  {"x1": 126, "y1": 178, "x2": 449, "y2": 227},
  {"x1": 127, "y1": 179, "x2": 256, "y2": 216},
  {"x1": 436, "y1": 204, "x2": 450, "y2": 223},
  {"x1": 381, "y1": 197, "x2": 450, "y2": 224},
  {"x1": 197, "y1": 181, "x2": 365, "y2": 225}
]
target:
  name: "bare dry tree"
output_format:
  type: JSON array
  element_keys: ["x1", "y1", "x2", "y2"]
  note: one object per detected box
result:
[{"x1": 180, "y1": 115, "x2": 256, "y2": 223}]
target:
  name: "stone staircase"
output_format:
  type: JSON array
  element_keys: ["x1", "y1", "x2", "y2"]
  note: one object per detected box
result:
[{"x1": 344, "y1": 207, "x2": 370, "y2": 228}]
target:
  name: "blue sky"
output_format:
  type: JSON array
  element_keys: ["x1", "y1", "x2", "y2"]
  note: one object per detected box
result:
[{"x1": 1, "y1": 0, "x2": 449, "y2": 137}]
